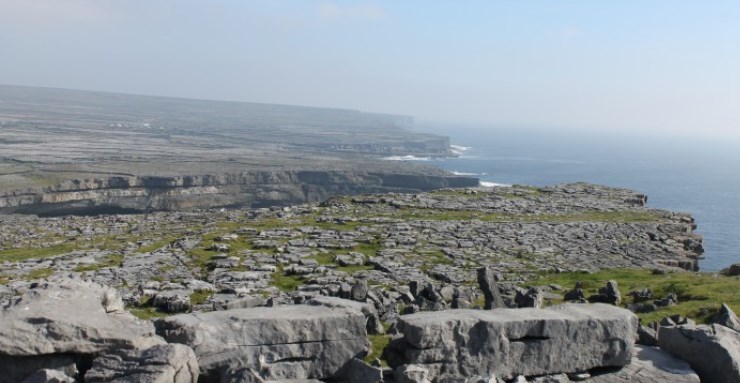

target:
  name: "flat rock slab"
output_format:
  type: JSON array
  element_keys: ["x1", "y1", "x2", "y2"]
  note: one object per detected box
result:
[
  {"x1": 587, "y1": 345, "x2": 699, "y2": 382},
  {"x1": 154, "y1": 305, "x2": 368, "y2": 382},
  {"x1": 659, "y1": 324, "x2": 740, "y2": 383},
  {"x1": 390, "y1": 303, "x2": 637, "y2": 380},
  {"x1": 0, "y1": 280, "x2": 161, "y2": 356}
]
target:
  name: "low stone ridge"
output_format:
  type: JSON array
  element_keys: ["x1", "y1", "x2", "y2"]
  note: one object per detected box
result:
[
  {"x1": 153, "y1": 305, "x2": 368, "y2": 382},
  {"x1": 387, "y1": 303, "x2": 638, "y2": 381},
  {"x1": 658, "y1": 323, "x2": 740, "y2": 383}
]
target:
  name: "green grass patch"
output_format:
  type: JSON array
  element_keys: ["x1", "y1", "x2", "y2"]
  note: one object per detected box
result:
[
  {"x1": 190, "y1": 290, "x2": 214, "y2": 305},
  {"x1": 525, "y1": 268, "x2": 740, "y2": 324},
  {"x1": 21, "y1": 267, "x2": 55, "y2": 280},
  {"x1": 365, "y1": 334, "x2": 392, "y2": 366},
  {"x1": 137, "y1": 236, "x2": 177, "y2": 253},
  {"x1": 0, "y1": 242, "x2": 79, "y2": 262},
  {"x1": 214, "y1": 221, "x2": 243, "y2": 231},
  {"x1": 312, "y1": 252, "x2": 336, "y2": 266},
  {"x1": 73, "y1": 253, "x2": 124, "y2": 272},
  {"x1": 129, "y1": 307, "x2": 168, "y2": 320},
  {"x1": 271, "y1": 269, "x2": 305, "y2": 292},
  {"x1": 127, "y1": 295, "x2": 169, "y2": 320},
  {"x1": 353, "y1": 242, "x2": 381, "y2": 258}
]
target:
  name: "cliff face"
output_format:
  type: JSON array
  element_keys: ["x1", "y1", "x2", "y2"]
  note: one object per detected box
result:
[{"x1": 0, "y1": 171, "x2": 479, "y2": 216}]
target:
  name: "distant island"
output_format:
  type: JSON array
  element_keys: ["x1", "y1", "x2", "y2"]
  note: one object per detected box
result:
[{"x1": 0, "y1": 84, "x2": 477, "y2": 216}]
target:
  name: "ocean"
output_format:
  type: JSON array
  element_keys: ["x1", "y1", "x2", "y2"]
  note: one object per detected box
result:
[{"x1": 398, "y1": 126, "x2": 740, "y2": 271}]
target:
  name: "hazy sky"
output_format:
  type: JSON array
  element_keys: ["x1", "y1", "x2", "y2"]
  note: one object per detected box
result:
[{"x1": 1, "y1": 1, "x2": 738, "y2": 138}]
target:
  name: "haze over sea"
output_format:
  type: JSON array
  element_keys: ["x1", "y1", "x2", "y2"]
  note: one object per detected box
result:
[{"x1": 413, "y1": 126, "x2": 740, "y2": 272}]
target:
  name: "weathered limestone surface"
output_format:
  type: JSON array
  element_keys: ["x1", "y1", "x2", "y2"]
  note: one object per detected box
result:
[
  {"x1": 85, "y1": 344, "x2": 199, "y2": 383},
  {"x1": 153, "y1": 305, "x2": 368, "y2": 382},
  {"x1": 0, "y1": 280, "x2": 162, "y2": 357},
  {"x1": 389, "y1": 304, "x2": 637, "y2": 381},
  {"x1": 306, "y1": 296, "x2": 385, "y2": 335},
  {"x1": 587, "y1": 345, "x2": 699, "y2": 383},
  {"x1": 0, "y1": 184, "x2": 704, "y2": 320},
  {"x1": 658, "y1": 324, "x2": 740, "y2": 383}
]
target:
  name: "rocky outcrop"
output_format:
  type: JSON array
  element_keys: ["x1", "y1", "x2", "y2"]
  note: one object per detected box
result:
[
  {"x1": 0, "y1": 280, "x2": 161, "y2": 357},
  {"x1": 387, "y1": 303, "x2": 638, "y2": 381},
  {"x1": 0, "y1": 171, "x2": 478, "y2": 216},
  {"x1": 0, "y1": 280, "x2": 197, "y2": 383},
  {"x1": 658, "y1": 323, "x2": 740, "y2": 383},
  {"x1": 153, "y1": 305, "x2": 369, "y2": 382}
]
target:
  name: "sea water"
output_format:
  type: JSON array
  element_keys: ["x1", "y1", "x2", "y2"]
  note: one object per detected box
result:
[{"x1": 402, "y1": 126, "x2": 740, "y2": 271}]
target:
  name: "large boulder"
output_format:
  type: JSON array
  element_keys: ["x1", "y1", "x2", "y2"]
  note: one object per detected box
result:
[
  {"x1": 306, "y1": 296, "x2": 385, "y2": 335},
  {"x1": 587, "y1": 345, "x2": 699, "y2": 382},
  {"x1": 388, "y1": 303, "x2": 637, "y2": 381},
  {"x1": 154, "y1": 304, "x2": 368, "y2": 382},
  {"x1": 85, "y1": 344, "x2": 199, "y2": 383},
  {"x1": 0, "y1": 280, "x2": 162, "y2": 357},
  {"x1": 658, "y1": 324, "x2": 740, "y2": 383}
]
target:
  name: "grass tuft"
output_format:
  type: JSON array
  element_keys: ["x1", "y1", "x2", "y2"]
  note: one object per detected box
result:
[{"x1": 365, "y1": 334, "x2": 392, "y2": 366}]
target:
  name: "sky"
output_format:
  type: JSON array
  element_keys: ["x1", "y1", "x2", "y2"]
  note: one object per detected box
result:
[{"x1": 1, "y1": 1, "x2": 738, "y2": 139}]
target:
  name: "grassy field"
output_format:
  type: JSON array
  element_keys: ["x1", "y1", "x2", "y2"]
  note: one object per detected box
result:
[{"x1": 525, "y1": 268, "x2": 740, "y2": 324}]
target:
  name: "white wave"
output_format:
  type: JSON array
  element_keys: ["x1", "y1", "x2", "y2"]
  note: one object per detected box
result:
[
  {"x1": 479, "y1": 181, "x2": 512, "y2": 187},
  {"x1": 451, "y1": 171, "x2": 480, "y2": 176},
  {"x1": 450, "y1": 145, "x2": 473, "y2": 155},
  {"x1": 450, "y1": 145, "x2": 472, "y2": 151},
  {"x1": 381, "y1": 155, "x2": 431, "y2": 161}
]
